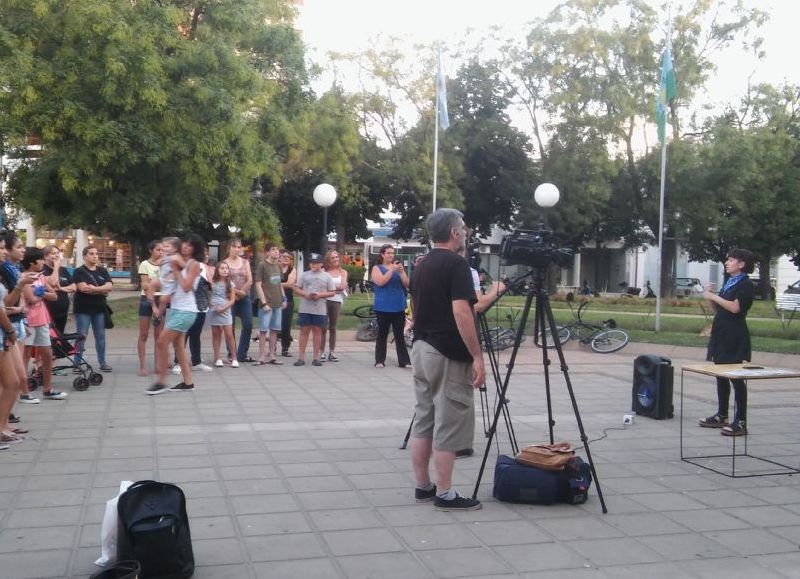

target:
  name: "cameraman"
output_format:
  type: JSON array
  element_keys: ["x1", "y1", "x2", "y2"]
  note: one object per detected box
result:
[{"x1": 409, "y1": 208, "x2": 484, "y2": 511}]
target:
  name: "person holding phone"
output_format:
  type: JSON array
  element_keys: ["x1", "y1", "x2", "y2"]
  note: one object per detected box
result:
[{"x1": 370, "y1": 244, "x2": 411, "y2": 368}]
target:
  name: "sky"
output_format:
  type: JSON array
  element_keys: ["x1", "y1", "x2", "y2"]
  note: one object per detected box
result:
[{"x1": 296, "y1": 0, "x2": 797, "y2": 122}]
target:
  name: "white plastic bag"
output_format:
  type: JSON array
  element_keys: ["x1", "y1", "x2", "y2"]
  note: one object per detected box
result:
[{"x1": 94, "y1": 480, "x2": 133, "y2": 567}]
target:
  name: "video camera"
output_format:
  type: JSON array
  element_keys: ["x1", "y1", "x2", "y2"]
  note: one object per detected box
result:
[{"x1": 500, "y1": 227, "x2": 573, "y2": 269}]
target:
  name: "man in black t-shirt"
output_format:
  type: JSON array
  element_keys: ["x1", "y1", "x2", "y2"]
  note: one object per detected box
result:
[
  {"x1": 408, "y1": 208, "x2": 485, "y2": 512},
  {"x1": 43, "y1": 246, "x2": 76, "y2": 334}
]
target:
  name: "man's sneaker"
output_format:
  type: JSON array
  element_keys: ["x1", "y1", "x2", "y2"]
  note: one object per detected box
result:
[
  {"x1": 145, "y1": 383, "x2": 170, "y2": 396},
  {"x1": 170, "y1": 364, "x2": 181, "y2": 375},
  {"x1": 455, "y1": 448, "x2": 474, "y2": 458},
  {"x1": 433, "y1": 493, "x2": 482, "y2": 512},
  {"x1": 193, "y1": 363, "x2": 213, "y2": 372},
  {"x1": 319, "y1": 352, "x2": 328, "y2": 361},
  {"x1": 699, "y1": 414, "x2": 728, "y2": 428},
  {"x1": 328, "y1": 353, "x2": 339, "y2": 362},
  {"x1": 231, "y1": 360, "x2": 239, "y2": 368},
  {"x1": 415, "y1": 485, "x2": 437, "y2": 503},
  {"x1": 214, "y1": 359, "x2": 224, "y2": 367},
  {"x1": 721, "y1": 419, "x2": 747, "y2": 437},
  {"x1": 43, "y1": 391, "x2": 68, "y2": 400},
  {"x1": 293, "y1": 360, "x2": 305, "y2": 367},
  {"x1": 170, "y1": 382, "x2": 195, "y2": 392},
  {"x1": 18, "y1": 394, "x2": 40, "y2": 404},
  {"x1": 99, "y1": 364, "x2": 113, "y2": 372},
  {"x1": 311, "y1": 359, "x2": 323, "y2": 367}
]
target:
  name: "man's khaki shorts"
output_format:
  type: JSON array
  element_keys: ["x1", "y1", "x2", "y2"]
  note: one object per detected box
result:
[{"x1": 410, "y1": 339, "x2": 474, "y2": 452}]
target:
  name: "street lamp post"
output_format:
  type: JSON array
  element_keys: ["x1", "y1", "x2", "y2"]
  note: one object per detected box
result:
[{"x1": 313, "y1": 183, "x2": 337, "y2": 255}]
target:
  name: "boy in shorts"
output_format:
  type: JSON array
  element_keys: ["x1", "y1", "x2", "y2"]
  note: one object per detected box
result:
[{"x1": 292, "y1": 253, "x2": 335, "y2": 366}]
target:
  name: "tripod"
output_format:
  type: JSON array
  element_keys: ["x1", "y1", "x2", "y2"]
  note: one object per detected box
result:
[{"x1": 471, "y1": 267, "x2": 608, "y2": 513}]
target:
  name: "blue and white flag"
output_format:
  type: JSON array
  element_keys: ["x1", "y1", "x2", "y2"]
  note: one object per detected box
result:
[{"x1": 437, "y1": 46, "x2": 449, "y2": 130}]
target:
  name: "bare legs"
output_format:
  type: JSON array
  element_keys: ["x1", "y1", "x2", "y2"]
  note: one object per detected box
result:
[{"x1": 411, "y1": 437, "x2": 456, "y2": 492}]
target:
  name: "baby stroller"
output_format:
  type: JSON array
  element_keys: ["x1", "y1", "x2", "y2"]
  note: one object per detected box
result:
[{"x1": 28, "y1": 326, "x2": 103, "y2": 392}]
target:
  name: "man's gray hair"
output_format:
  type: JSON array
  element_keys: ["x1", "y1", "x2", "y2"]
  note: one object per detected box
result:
[{"x1": 426, "y1": 208, "x2": 463, "y2": 243}]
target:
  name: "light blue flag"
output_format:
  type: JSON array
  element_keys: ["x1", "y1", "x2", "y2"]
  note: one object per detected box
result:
[{"x1": 437, "y1": 47, "x2": 449, "y2": 130}]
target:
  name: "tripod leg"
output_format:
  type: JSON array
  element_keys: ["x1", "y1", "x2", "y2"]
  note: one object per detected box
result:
[
  {"x1": 478, "y1": 313, "x2": 515, "y2": 447},
  {"x1": 399, "y1": 413, "x2": 415, "y2": 449},
  {"x1": 472, "y1": 290, "x2": 536, "y2": 499},
  {"x1": 535, "y1": 296, "x2": 557, "y2": 444},
  {"x1": 541, "y1": 292, "x2": 609, "y2": 514}
]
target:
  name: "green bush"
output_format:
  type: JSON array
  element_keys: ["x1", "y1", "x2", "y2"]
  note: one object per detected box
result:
[{"x1": 343, "y1": 264, "x2": 366, "y2": 292}]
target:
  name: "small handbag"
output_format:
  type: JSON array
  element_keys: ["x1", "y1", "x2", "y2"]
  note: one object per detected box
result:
[
  {"x1": 103, "y1": 304, "x2": 114, "y2": 329},
  {"x1": 514, "y1": 442, "x2": 575, "y2": 471}
]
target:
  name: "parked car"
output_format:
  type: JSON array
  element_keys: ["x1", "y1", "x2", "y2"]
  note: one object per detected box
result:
[
  {"x1": 784, "y1": 279, "x2": 800, "y2": 295},
  {"x1": 674, "y1": 277, "x2": 703, "y2": 297}
]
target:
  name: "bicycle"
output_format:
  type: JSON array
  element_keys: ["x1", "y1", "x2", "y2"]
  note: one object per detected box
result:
[
  {"x1": 352, "y1": 304, "x2": 413, "y2": 349},
  {"x1": 481, "y1": 309, "x2": 526, "y2": 352},
  {"x1": 534, "y1": 298, "x2": 629, "y2": 353}
]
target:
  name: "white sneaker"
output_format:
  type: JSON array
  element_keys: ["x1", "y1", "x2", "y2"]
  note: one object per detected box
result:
[
  {"x1": 43, "y1": 391, "x2": 68, "y2": 400},
  {"x1": 319, "y1": 352, "x2": 328, "y2": 361},
  {"x1": 214, "y1": 359, "x2": 224, "y2": 367},
  {"x1": 18, "y1": 394, "x2": 40, "y2": 404},
  {"x1": 231, "y1": 360, "x2": 239, "y2": 368},
  {"x1": 193, "y1": 363, "x2": 213, "y2": 372},
  {"x1": 170, "y1": 364, "x2": 181, "y2": 375}
]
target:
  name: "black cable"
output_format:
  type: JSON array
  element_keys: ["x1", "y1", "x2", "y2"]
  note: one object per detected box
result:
[{"x1": 574, "y1": 425, "x2": 629, "y2": 451}]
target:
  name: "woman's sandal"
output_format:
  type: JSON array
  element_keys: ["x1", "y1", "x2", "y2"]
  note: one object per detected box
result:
[{"x1": 374, "y1": 363, "x2": 385, "y2": 368}]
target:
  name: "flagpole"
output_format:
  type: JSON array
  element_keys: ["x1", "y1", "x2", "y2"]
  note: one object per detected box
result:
[
  {"x1": 432, "y1": 41, "x2": 442, "y2": 213},
  {"x1": 655, "y1": 135, "x2": 667, "y2": 333},
  {"x1": 655, "y1": 9, "x2": 672, "y2": 333},
  {"x1": 433, "y1": 82, "x2": 440, "y2": 213}
]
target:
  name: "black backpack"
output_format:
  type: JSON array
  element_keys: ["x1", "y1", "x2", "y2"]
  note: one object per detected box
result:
[
  {"x1": 117, "y1": 480, "x2": 194, "y2": 579},
  {"x1": 194, "y1": 276, "x2": 211, "y2": 313}
]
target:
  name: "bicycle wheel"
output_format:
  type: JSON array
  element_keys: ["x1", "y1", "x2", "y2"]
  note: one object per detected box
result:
[
  {"x1": 534, "y1": 326, "x2": 570, "y2": 349},
  {"x1": 355, "y1": 321, "x2": 378, "y2": 342},
  {"x1": 590, "y1": 329, "x2": 629, "y2": 353},
  {"x1": 352, "y1": 304, "x2": 375, "y2": 319}
]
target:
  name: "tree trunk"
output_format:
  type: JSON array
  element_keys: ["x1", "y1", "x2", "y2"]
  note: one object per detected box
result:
[{"x1": 660, "y1": 237, "x2": 677, "y2": 299}]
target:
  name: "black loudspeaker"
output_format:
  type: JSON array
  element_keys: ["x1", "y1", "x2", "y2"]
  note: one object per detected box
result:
[{"x1": 632, "y1": 354, "x2": 674, "y2": 419}]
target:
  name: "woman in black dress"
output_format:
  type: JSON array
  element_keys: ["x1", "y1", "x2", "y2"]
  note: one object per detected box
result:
[{"x1": 698, "y1": 248, "x2": 755, "y2": 436}]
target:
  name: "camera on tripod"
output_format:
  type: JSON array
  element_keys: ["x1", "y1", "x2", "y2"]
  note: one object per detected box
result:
[{"x1": 499, "y1": 227, "x2": 573, "y2": 269}]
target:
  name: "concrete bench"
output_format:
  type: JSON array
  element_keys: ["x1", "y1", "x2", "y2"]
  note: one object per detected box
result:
[{"x1": 775, "y1": 294, "x2": 800, "y2": 328}]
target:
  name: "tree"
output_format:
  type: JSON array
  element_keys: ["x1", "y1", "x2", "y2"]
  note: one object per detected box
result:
[
  {"x1": 0, "y1": 0, "x2": 306, "y2": 250},
  {"x1": 674, "y1": 84, "x2": 800, "y2": 297}
]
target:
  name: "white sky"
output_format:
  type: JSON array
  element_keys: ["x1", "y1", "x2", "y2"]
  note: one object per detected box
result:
[{"x1": 296, "y1": 0, "x2": 797, "y2": 122}]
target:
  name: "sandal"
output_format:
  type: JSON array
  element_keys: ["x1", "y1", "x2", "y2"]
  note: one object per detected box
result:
[
  {"x1": 252, "y1": 360, "x2": 267, "y2": 366},
  {"x1": 10, "y1": 427, "x2": 28, "y2": 434},
  {"x1": 374, "y1": 362, "x2": 385, "y2": 368},
  {"x1": 267, "y1": 359, "x2": 283, "y2": 365}
]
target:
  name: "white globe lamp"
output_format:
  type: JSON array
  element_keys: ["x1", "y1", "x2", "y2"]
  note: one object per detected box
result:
[
  {"x1": 313, "y1": 183, "x2": 337, "y2": 253},
  {"x1": 534, "y1": 183, "x2": 560, "y2": 208}
]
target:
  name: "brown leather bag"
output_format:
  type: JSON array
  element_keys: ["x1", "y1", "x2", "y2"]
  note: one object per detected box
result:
[{"x1": 514, "y1": 442, "x2": 575, "y2": 471}]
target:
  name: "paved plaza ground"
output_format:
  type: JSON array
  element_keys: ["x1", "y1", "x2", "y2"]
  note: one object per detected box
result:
[{"x1": 1, "y1": 325, "x2": 800, "y2": 578}]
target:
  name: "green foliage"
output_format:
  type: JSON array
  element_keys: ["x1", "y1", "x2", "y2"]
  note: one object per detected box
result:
[
  {"x1": 0, "y1": 0, "x2": 306, "y2": 243},
  {"x1": 342, "y1": 264, "x2": 366, "y2": 292}
]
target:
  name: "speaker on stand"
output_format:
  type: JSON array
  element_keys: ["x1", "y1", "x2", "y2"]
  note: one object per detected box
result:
[{"x1": 632, "y1": 354, "x2": 674, "y2": 419}]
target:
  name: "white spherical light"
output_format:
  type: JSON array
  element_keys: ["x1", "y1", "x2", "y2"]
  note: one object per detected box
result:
[
  {"x1": 313, "y1": 183, "x2": 337, "y2": 208},
  {"x1": 534, "y1": 183, "x2": 560, "y2": 208}
]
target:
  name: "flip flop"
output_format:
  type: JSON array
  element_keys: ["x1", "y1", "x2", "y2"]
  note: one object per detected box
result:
[
  {"x1": 10, "y1": 427, "x2": 28, "y2": 434},
  {"x1": 267, "y1": 359, "x2": 283, "y2": 365},
  {"x1": 252, "y1": 361, "x2": 267, "y2": 366}
]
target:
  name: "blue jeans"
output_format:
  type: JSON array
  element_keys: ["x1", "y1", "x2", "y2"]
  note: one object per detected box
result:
[
  {"x1": 229, "y1": 296, "x2": 253, "y2": 361},
  {"x1": 75, "y1": 312, "x2": 106, "y2": 366}
]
